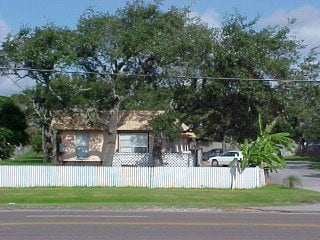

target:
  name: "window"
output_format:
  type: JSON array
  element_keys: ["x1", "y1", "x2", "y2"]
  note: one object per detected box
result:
[
  {"x1": 76, "y1": 133, "x2": 89, "y2": 159},
  {"x1": 119, "y1": 133, "x2": 148, "y2": 153}
]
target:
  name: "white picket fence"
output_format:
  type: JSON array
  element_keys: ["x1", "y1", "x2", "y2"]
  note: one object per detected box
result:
[{"x1": 0, "y1": 166, "x2": 265, "y2": 189}]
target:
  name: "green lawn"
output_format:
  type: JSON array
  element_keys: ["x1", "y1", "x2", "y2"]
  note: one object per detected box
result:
[
  {"x1": 285, "y1": 156, "x2": 320, "y2": 170},
  {"x1": 285, "y1": 155, "x2": 320, "y2": 162},
  {"x1": 1, "y1": 185, "x2": 320, "y2": 209},
  {"x1": 0, "y1": 151, "x2": 51, "y2": 165}
]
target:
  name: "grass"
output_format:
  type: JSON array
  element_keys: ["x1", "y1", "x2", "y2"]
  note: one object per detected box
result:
[
  {"x1": 285, "y1": 155, "x2": 320, "y2": 170},
  {"x1": 0, "y1": 151, "x2": 51, "y2": 165},
  {"x1": 285, "y1": 155, "x2": 320, "y2": 163},
  {"x1": 1, "y1": 185, "x2": 320, "y2": 209}
]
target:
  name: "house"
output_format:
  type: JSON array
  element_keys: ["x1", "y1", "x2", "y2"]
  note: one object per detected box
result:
[{"x1": 50, "y1": 110, "x2": 196, "y2": 166}]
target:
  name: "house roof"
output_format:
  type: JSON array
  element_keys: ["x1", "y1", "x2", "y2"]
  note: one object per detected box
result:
[
  {"x1": 51, "y1": 110, "x2": 164, "y2": 131},
  {"x1": 117, "y1": 110, "x2": 164, "y2": 131},
  {"x1": 51, "y1": 110, "x2": 196, "y2": 138}
]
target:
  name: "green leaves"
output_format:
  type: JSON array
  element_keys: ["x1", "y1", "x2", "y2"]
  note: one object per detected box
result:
[
  {"x1": 174, "y1": 10, "x2": 309, "y2": 144},
  {"x1": 240, "y1": 114, "x2": 294, "y2": 171},
  {"x1": 150, "y1": 112, "x2": 181, "y2": 141},
  {"x1": 279, "y1": 81, "x2": 320, "y2": 141},
  {"x1": 0, "y1": 97, "x2": 29, "y2": 159},
  {"x1": 2, "y1": 25, "x2": 76, "y2": 83}
]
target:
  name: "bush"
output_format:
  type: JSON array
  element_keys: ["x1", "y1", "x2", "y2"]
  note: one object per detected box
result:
[
  {"x1": 31, "y1": 132, "x2": 42, "y2": 153},
  {"x1": 283, "y1": 175, "x2": 302, "y2": 189},
  {"x1": 0, "y1": 128, "x2": 15, "y2": 160},
  {"x1": 0, "y1": 144, "x2": 15, "y2": 160}
]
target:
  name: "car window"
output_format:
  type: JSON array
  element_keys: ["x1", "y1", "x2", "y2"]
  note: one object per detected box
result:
[
  {"x1": 223, "y1": 152, "x2": 234, "y2": 156},
  {"x1": 222, "y1": 152, "x2": 240, "y2": 157}
]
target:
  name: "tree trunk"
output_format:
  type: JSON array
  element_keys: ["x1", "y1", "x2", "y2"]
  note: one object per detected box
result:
[
  {"x1": 51, "y1": 130, "x2": 59, "y2": 165},
  {"x1": 42, "y1": 124, "x2": 47, "y2": 163},
  {"x1": 101, "y1": 106, "x2": 119, "y2": 166},
  {"x1": 42, "y1": 124, "x2": 52, "y2": 163},
  {"x1": 152, "y1": 138, "x2": 163, "y2": 166}
]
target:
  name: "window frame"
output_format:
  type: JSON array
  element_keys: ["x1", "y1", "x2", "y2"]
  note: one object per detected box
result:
[{"x1": 118, "y1": 132, "x2": 149, "y2": 153}]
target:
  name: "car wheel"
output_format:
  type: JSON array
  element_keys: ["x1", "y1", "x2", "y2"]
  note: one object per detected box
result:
[{"x1": 211, "y1": 160, "x2": 218, "y2": 167}]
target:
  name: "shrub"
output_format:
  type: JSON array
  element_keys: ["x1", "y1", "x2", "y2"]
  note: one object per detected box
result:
[{"x1": 283, "y1": 175, "x2": 302, "y2": 189}]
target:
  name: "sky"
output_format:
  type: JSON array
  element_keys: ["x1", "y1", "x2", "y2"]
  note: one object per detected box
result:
[{"x1": 1, "y1": 0, "x2": 320, "y2": 96}]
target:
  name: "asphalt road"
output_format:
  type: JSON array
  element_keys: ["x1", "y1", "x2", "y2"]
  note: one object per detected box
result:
[{"x1": 0, "y1": 209, "x2": 320, "y2": 240}]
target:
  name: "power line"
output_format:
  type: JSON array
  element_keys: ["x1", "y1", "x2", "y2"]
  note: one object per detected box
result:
[
  {"x1": 0, "y1": 66, "x2": 319, "y2": 83},
  {"x1": 4, "y1": 75, "x2": 26, "y2": 92}
]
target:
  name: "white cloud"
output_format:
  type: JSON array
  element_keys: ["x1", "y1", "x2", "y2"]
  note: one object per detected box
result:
[
  {"x1": 0, "y1": 19, "x2": 9, "y2": 43},
  {"x1": 262, "y1": 5, "x2": 320, "y2": 48},
  {"x1": 190, "y1": 9, "x2": 221, "y2": 28}
]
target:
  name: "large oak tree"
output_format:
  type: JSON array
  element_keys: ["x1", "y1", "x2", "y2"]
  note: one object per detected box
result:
[{"x1": 1, "y1": 0, "x2": 214, "y2": 165}]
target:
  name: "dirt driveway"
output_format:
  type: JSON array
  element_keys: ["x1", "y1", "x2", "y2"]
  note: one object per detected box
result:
[{"x1": 270, "y1": 161, "x2": 320, "y2": 192}]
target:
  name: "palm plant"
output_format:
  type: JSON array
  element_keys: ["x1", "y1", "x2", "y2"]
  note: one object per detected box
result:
[{"x1": 240, "y1": 114, "x2": 294, "y2": 171}]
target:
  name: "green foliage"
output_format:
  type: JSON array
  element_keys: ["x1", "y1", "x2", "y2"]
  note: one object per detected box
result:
[
  {"x1": 0, "y1": 97, "x2": 29, "y2": 160},
  {"x1": 0, "y1": 128, "x2": 15, "y2": 159},
  {"x1": 280, "y1": 83, "x2": 320, "y2": 140},
  {"x1": 0, "y1": 97, "x2": 27, "y2": 131},
  {"x1": 149, "y1": 112, "x2": 181, "y2": 141},
  {"x1": 30, "y1": 130, "x2": 42, "y2": 153},
  {"x1": 175, "y1": 12, "x2": 303, "y2": 143},
  {"x1": 240, "y1": 114, "x2": 294, "y2": 171},
  {"x1": 1, "y1": 1, "x2": 213, "y2": 110},
  {"x1": 1, "y1": 26, "x2": 75, "y2": 84},
  {"x1": 123, "y1": 86, "x2": 173, "y2": 110}
]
